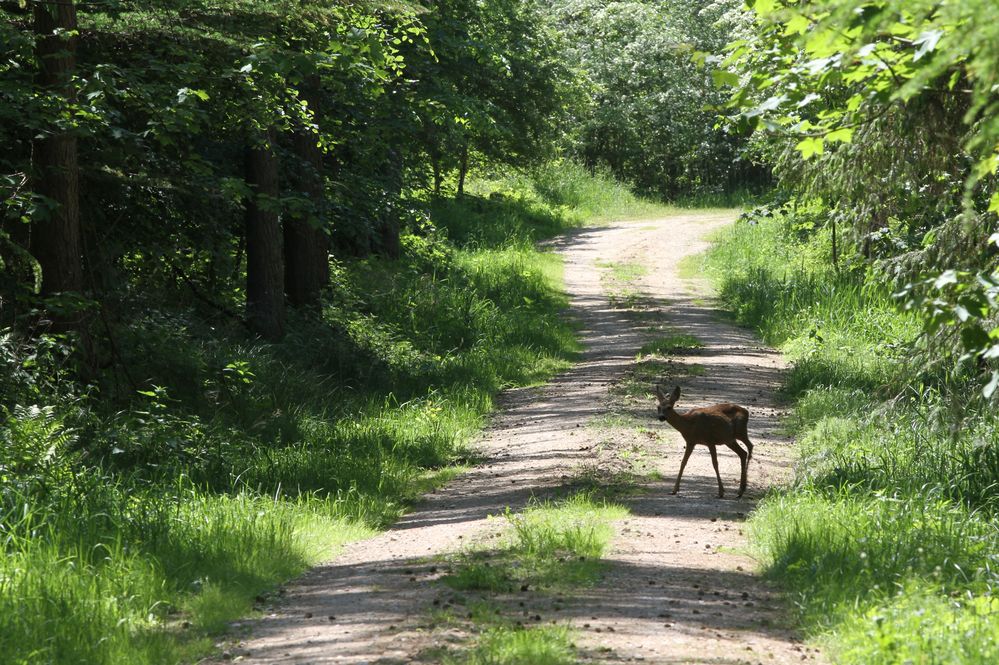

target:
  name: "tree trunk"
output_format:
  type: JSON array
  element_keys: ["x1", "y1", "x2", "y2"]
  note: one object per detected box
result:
[
  {"x1": 245, "y1": 130, "x2": 285, "y2": 341},
  {"x1": 375, "y1": 147, "x2": 403, "y2": 259},
  {"x1": 31, "y1": 0, "x2": 84, "y2": 317},
  {"x1": 284, "y1": 82, "x2": 328, "y2": 311},
  {"x1": 457, "y1": 142, "x2": 469, "y2": 196},
  {"x1": 432, "y1": 154, "x2": 442, "y2": 195}
]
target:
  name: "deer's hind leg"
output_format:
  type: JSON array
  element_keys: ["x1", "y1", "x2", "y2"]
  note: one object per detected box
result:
[
  {"x1": 735, "y1": 418, "x2": 753, "y2": 462},
  {"x1": 708, "y1": 444, "x2": 724, "y2": 498},
  {"x1": 724, "y1": 439, "x2": 749, "y2": 497}
]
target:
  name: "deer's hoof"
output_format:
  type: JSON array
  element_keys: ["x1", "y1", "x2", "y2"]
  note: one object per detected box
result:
[
  {"x1": 670, "y1": 490, "x2": 679, "y2": 496},
  {"x1": 717, "y1": 492, "x2": 725, "y2": 499}
]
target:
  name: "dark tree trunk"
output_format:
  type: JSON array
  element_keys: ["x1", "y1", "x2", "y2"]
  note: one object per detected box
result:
[
  {"x1": 432, "y1": 154, "x2": 443, "y2": 195},
  {"x1": 375, "y1": 147, "x2": 403, "y2": 259},
  {"x1": 457, "y1": 143, "x2": 469, "y2": 196},
  {"x1": 31, "y1": 0, "x2": 84, "y2": 315},
  {"x1": 284, "y1": 82, "x2": 328, "y2": 311},
  {"x1": 245, "y1": 130, "x2": 285, "y2": 341}
]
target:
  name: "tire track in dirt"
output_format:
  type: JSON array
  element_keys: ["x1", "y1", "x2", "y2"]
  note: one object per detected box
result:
[{"x1": 217, "y1": 212, "x2": 819, "y2": 664}]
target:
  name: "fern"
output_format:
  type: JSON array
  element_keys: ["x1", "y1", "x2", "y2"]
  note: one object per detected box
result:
[{"x1": 0, "y1": 405, "x2": 77, "y2": 497}]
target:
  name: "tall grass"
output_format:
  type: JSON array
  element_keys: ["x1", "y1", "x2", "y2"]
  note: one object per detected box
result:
[
  {"x1": 705, "y1": 210, "x2": 999, "y2": 664},
  {"x1": 0, "y1": 164, "x2": 656, "y2": 665}
]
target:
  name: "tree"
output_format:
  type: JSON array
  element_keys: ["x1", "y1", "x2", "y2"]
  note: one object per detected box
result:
[
  {"x1": 245, "y1": 130, "x2": 284, "y2": 341},
  {"x1": 30, "y1": 0, "x2": 85, "y2": 327},
  {"x1": 409, "y1": 0, "x2": 576, "y2": 196},
  {"x1": 719, "y1": 0, "x2": 999, "y2": 394},
  {"x1": 284, "y1": 81, "x2": 329, "y2": 311},
  {"x1": 546, "y1": 0, "x2": 758, "y2": 198}
]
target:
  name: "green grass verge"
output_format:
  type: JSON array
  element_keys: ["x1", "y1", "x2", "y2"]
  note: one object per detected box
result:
[
  {"x1": 704, "y1": 207, "x2": 999, "y2": 664},
  {"x1": 0, "y1": 164, "x2": 658, "y2": 665},
  {"x1": 444, "y1": 493, "x2": 628, "y2": 593},
  {"x1": 595, "y1": 260, "x2": 648, "y2": 284},
  {"x1": 607, "y1": 331, "x2": 706, "y2": 402},
  {"x1": 433, "y1": 493, "x2": 627, "y2": 664},
  {"x1": 444, "y1": 625, "x2": 577, "y2": 665},
  {"x1": 638, "y1": 333, "x2": 703, "y2": 357}
]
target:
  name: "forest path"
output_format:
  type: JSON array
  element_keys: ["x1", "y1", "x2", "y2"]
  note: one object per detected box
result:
[{"x1": 220, "y1": 212, "x2": 820, "y2": 664}]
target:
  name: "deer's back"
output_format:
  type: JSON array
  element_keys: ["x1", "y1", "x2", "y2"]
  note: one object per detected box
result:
[{"x1": 684, "y1": 403, "x2": 749, "y2": 441}]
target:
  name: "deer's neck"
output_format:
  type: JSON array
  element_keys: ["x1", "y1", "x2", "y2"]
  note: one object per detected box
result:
[{"x1": 662, "y1": 407, "x2": 694, "y2": 434}]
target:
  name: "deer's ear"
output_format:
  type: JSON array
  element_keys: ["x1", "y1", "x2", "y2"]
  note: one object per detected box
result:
[
  {"x1": 670, "y1": 386, "x2": 681, "y2": 403},
  {"x1": 654, "y1": 384, "x2": 666, "y2": 401}
]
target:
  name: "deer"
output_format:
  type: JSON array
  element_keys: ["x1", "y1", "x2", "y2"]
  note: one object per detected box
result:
[{"x1": 654, "y1": 385, "x2": 753, "y2": 498}]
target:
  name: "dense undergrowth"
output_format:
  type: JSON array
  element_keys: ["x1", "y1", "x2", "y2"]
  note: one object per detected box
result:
[
  {"x1": 0, "y1": 166, "x2": 660, "y2": 665},
  {"x1": 704, "y1": 209, "x2": 999, "y2": 663}
]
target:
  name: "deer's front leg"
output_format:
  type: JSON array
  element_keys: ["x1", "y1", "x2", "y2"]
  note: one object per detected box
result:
[{"x1": 671, "y1": 443, "x2": 695, "y2": 495}]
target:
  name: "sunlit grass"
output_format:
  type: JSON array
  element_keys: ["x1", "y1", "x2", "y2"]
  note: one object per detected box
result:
[
  {"x1": 0, "y1": 483, "x2": 372, "y2": 665},
  {"x1": 595, "y1": 260, "x2": 648, "y2": 283},
  {"x1": 0, "y1": 164, "x2": 674, "y2": 665},
  {"x1": 445, "y1": 625, "x2": 578, "y2": 665},
  {"x1": 437, "y1": 493, "x2": 626, "y2": 665},
  {"x1": 638, "y1": 333, "x2": 704, "y2": 357},
  {"x1": 444, "y1": 493, "x2": 628, "y2": 592},
  {"x1": 706, "y1": 209, "x2": 999, "y2": 664}
]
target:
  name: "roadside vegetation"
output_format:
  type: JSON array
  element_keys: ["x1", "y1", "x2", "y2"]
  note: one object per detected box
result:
[
  {"x1": 6, "y1": 0, "x2": 998, "y2": 662},
  {"x1": 433, "y1": 493, "x2": 627, "y2": 664},
  {"x1": 706, "y1": 210, "x2": 999, "y2": 663},
  {"x1": 0, "y1": 169, "x2": 651, "y2": 665},
  {"x1": 701, "y1": 1, "x2": 999, "y2": 662},
  {"x1": 704, "y1": 204, "x2": 999, "y2": 665}
]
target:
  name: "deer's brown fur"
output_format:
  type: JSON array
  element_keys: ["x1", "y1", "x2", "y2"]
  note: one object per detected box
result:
[{"x1": 654, "y1": 385, "x2": 752, "y2": 498}]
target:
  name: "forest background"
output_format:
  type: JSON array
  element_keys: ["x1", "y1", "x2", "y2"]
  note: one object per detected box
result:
[{"x1": 1, "y1": 0, "x2": 997, "y2": 663}]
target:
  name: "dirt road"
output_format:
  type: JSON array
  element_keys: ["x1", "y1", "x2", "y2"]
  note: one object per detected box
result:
[{"x1": 220, "y1": 212, "x2": 820, "y2": 664}]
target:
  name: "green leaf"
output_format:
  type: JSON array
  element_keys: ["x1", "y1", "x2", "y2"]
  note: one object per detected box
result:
[
  {"x1": 934, "y1": 270, "x2": 959, "y2": 289},
  {"x1": 989, "y1": 192, "x2": 999, "y2": 214},
  {"x1": 712, "y1": 70, "x2": 740, "y2": 88},
  {"x1": 984, "y1": 371, "x2": 999, "y2": 399},
  {"x1": 784, "y1": 14, "x2": 811, "y2": 36},
  {"x1": 796, "y1": 136, "x2": 825, "y2": 159},
  {"x1": 913, "y1": 29, "x2": 944, "y2": 61},
  {"x1": 825, "y1": 127, "x2": 854, "y2": 143},
  {"x1": 751, "y1": 0, "x2": 778, "y2": 17},
  {"x1": 746, "y1": 95, "x2": 786, "y2": 118}
]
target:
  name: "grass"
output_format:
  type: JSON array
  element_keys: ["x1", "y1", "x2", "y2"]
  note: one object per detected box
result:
[
  {"x1": 638, "y1": 333, "x2": 704, "y2": 357},
  {"x1": 0, "y1": 478, "x2": 373, "y2": 664},
  {"x1": 452, "y1": 162, "x2": 673, "y2": 248},
  {"x1": 444, "y1": 625, "x2": 577, "y2": 665},
  {"x1": 444, "y1": 493, "x2": 628, "y2": 593},
  {"x1": 596, "y1": 259, "x2": 650, "y2": 312},
  {"x1": 0, "y1": 163, "x2": 661, "y2": 665},
  {"x1": 703, "y1": 207, "x2": 999, "y2": 664},
  {"x1": 595, "y1": 260, "x2": 648, "y2": 283},
  {"x1": 432, "y1": 493, "x2": 627, "y2": 664},
  {"x1": 607, "y1": 332, "x2": 707, "y2": 402}
]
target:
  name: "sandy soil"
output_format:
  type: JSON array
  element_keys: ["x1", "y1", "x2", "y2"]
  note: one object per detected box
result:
[{"x1": 216, "y1": 212, "x2": 821, "y2": 665}]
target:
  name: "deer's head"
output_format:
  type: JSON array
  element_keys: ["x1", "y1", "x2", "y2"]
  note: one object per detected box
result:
[{"x1": 654, "y1": 385, "x2": 681, "y2": 421}]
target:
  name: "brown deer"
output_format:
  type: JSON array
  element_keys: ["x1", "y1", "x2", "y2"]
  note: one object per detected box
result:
[{"x1": 654, "y1": 385, "x2": 753, "y2": 498}]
